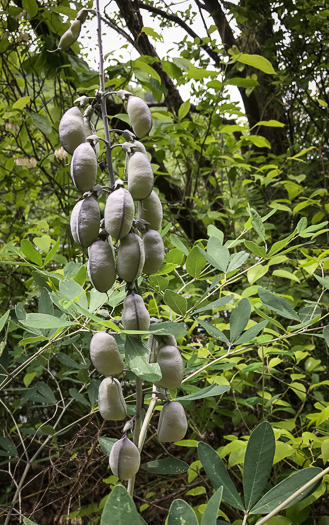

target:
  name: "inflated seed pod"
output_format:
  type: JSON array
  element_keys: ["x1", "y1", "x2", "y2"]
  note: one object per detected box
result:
[
  {"x1": 84, "y1": 117, "x2": 100, "y2": 158},
  {"x1": 104, "y1": 188, "x2": 134, "y2": 240},
  {"x1": 122, "y1": 293, "x2": 150, "y2": 337},
  {"x1": 76, "y1": 8, "x2": 89, "y2": 23},
  {"x1": 98, "y1": 377, "x2": 127, "y2": 420},
  {"x1": 137, "y1": 191, "x2": 163, "y2": 230},
  {"x1": 148, "y1": 334, "x2": 177, "y2": 363},
  {"x1": 157, "y1": 401, "x2": 188, "y2": 442},
  {"x1": 116, "y1": 233, "x2": 145, "y2": 283},
  {"x1": 109, "y1": 435, "x2": 140, "y2": 480},
  {"x1": 127, "y1": 96, "x2": 152, "y2": 138},
  {"x1": 89, "y1": 332, "x2": 123, "y2": 376},
  {"x1": 143, "y1": 229, "x2": 165, "y2": 275},
  {"x1": 121, "y1": 140, "x2": 147, "y2": 155},
  {"x1": 154, "y1": 345, "x2": 184, "y2": 390},
  {"x1": 70, "y1": 196, "x2": 100, "y2": 247},
  {"x1": 59, "y1": 106, "x2": 86, "y2": 155},
  {"x1": 49, "y1": 19, "x2": 81, "y2": 52},
  {"x1": 127, "y1": 151, "x2": 154, "y2": 201},
  {"x1": 71, "y1": 142, "x2": 97, "y2": 192},
  {"x1": 88, "y1": 239, "x2": 116, "y2": 293}
]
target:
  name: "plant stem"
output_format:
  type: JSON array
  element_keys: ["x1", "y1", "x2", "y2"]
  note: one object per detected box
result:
[
  {"x1": 138, "y1": 388, "x2": 157, "y2": 450},
  {"x1": 128, "y1": 376, "x2": 143, "y2": 497},
  {"x1": 95, "y1": 0, "x2": 115, "y2": 189},
  {"x1": 242, "y1": 512, "x2": 249, "y2": 525}
]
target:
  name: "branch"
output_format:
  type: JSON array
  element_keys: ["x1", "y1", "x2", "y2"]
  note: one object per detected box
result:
[{"x1": 202, "y1": 0, "x2": 237, "y2": 49}]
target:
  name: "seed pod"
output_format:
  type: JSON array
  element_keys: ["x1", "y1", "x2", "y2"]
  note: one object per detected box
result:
[
  {"x1": 116, "y1": 233, "x2": 145, "y2": 283},
  {"x1": 127, "y1": 151, "x2": 154, "y2": 201},
  {"x1": 71, "y1": 142, "x2": 97, "y2": 192},
  {"x1": 98, "y1": 377, "x2": 127, "y2": 420},
  {"x1": 76, "y1": 8, "x2": 89, "y2": 23},
  {"x1": 88, "y1": 239, "x2": 116, "y2": 293},
  {"x1": 59, "y1": 106, "x2": 86, "y2": 155},
  {"x1": 122, "y1": 293, "x2": 150, "y2": 337},
  {"x1": 84, "y1": 117, "x2": 100, "y2": 158},
  {"x1": 49, "y1": 19, "x2": 81, "y2": 53},
  {"x1": 157, "y1": 401, "x2": 188, "y2": 442},
  {"x1": 104, "y1": 188, "x2": 134, "y2": 240},
  {"x1": 148, "y1": 334, "x2": 177, "y2": 363},
  {"x1": 109, "y1": 436, "x2": 140, "y2": 480},
  {"x1": 70, "y1": 196, "x2": 100, "y2": 247},
  {"x1": 127, "y1": 96, "x2": 152, "y2": 138},
  {"x1": 121, "y1": 140, "x2": 147, "y2": 155},
  {"x1": 89, "y1": 332, "x2": 123, "y2": 376},
  {"x1": 143, "y1": 229, "x2": 165, "y2": 275},
  {"x1": 137, "y1": 191, "x2": 163, "y2": 230},
  {"x1": 154, "y1": 345, "x2": 184, "y2": 390}
]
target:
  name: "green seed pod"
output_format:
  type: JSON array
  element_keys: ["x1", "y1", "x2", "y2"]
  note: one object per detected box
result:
[
  {"x1": 76, "y1": 8, "x2": 89, "y2": 23},
  {"x1": 116, "y1": 233, "x2": 145, "y2": 283},
  {"x1": 88, "y1": 239, "x2": 116, "y2": 293},
  {"x1": 109, "y1": 435, "x2": 140, "y2": 480},
  {"x1": 70, "y1": 196, "x2": 100, "y2": 247},
  {"x1": 148, "y1": 334, "x2": 177, "y2": 363},
  {"x1": 71, "y1": 142, "x2": 97, "y2": 192},
  {"x1": 143, "y1": 229, "x2": 165, "y2": 275},
  {"x1": 127, "y1": 96, "x2": 152, "y2": 138},
  {"x1": 98, "y1": 377, "x2": 127, "y2": 420},
  {"x1": 122, "y1": 293, "x2": 150, "y2": 337},
  {"x1": 137, "y1": 190, "x2": 163, "y2": 230},
  {"x1": 59, "y1": 106, "x2": 86, "y2": 155},
  {"x1": 157, "y1": 401, "x2": 188, "y2": 442},
  {"x1": 104, "y1": 188, "x2": 134, "y2": 240},
  {"x1": 89, "y1": 332, "x2": 124, "y2": 376},
  {"x1": 49, "y1": 19, "x2": 81, "y2": 53},
  {"x1": 127, "y1": 152, "x2": 154, "y2": 201},
  {"x1": 154, "y1": 345, "x2": 184, "y2": 390}
]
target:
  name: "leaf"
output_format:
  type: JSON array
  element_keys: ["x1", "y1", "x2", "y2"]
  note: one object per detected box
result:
[
  {"x1": 12, "y1": 96, "x2": 31, "y2": 110},
  {"x1": 141, "y1": 26, "x2": 163, "y2": 42},
  {"x1": 273, "y1": 269, "x2": 300, "y2": 283},
  {"x1": 314, "y1": 274, "x2": 329, "y2": 290},
  {"x1": 44, "y1": 240, "x2": 60, "y2": 265},
  {"x1": 164, "y1": 290, "x2": 187, "y2": 316},
  {"x1": 324, "y1": 326, "x2": 329, "y2": 346},
  {"x1": 98, "y1": 436, "x2": 117, "y2": 456},
  {"x1": 178, "y1": 384, "x2": 229, "y2": 402},
  {"x1": 256, "y1": 120, "x2": 285, "y2": 127},
  {"x1": 250, "y1": 208, "x2": 266, "y2": 242},
  {"x1": 29, "y1": 112, "x2": 52, "y2": 135},
  {"x1": 0, "y1": 437, "x2": 18, "y2": 457},
  {"x1": 243, "y1": 421, "x2": 275, "y2": 510},
  {"x1": 134, "y1": 57, "x2": 161, "y2": 83},
  {"x1": 178, "y1": 100, "x2": 191, "y2": 120},
  {"x1": 167, "y1": 499, "x2": 199, "y2": 525},
  {"x1": 227, "y1": 251, "x2": 249, "y2": 273},
  {"x1": 0, "y1": 310, "x2": 10, "y2": 332},
  {"x1": 230, "y1": 298, "x2": 251, "y2": 342},
  {"x1": 142, "y1": 458, "x2": 189, "y2": 475},
  {"x1": 170, "y1": 234, "x2": 189, "y2": 255},
  {"x1": 247, "y1": 264, "x2": 269, "y2": 285},
  {"x1": 258, "y1": 288, "x2": 300, "y2": 321},
  {"x1": 233, "y1": 320, "x2": 268, "y2": 345},
  {"x1": 100, "y1": 485, "x2": 147, "y2": 525},
  {"x1": 201, "y1": 486, "x2": 223, "y2": 525},
  {"x1": 22, "y1": 0, "x2": 38, "y2": 16},
  {"x1": 250, "y1": 467, "x2": 322, "y2": 514},
  {"x1": 197, "y1": 319, "x2": 229, "y2": 344},
  {"x1": 69, "y1": 388, "x2": 89, "y2": 406},
  {"x1": 36, "y1": 381, "x2": 56, "y2": 404},
  {"x1": 186, "y1": 246, "x2": 207, "y2": 277},
  {"x1": 193, "y1": 295, "x2": 234, "y2": 315},
  {"x1": 198, "y1": 442, "x2": 245, "y2": 511},
  {"x1": 125, "y1": 336, "x2": 162, "y2": 382},
  {"x1": 20, "y1": 313, "x2": 76, "y2": 330},
  {"x1": 21, "y1": 239, "x2": 43, "y2": 266},
  {"x1": 244, "y1": 241, "x2": 266, "y2": 258},
  {"x1": 207, "y1": 238, "x2": 230, "y2": 272},
  {"x1": 23, "y1": 519, "x2": 39, "y2": 525},
  {"x1": 149, "y1": 321, "x2": 187, "y2": 339},
  {"x1": 234, "y1": 53, "x2": 276, "y2": 74}
]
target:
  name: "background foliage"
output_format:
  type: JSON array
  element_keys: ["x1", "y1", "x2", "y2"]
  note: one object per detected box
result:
[{"x1": 0, "y1": 0, "x2": 329, "y2": 524}]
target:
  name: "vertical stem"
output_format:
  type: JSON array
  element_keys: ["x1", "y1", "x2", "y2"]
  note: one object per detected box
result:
[
  {"x1": 128, "y1": 376, "x2": 143, "y2": 497},
  {"x1": 95, "y1": 0, "x2": 115, "y2": 189}
]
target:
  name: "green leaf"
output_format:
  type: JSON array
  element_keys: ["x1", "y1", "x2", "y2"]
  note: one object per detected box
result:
[
  {"x1": 170, "y1": 234, "x2": 189, "y2": 255},
  {"x1": 230, "y1": 298, "x2": 251, "y2": 342},
  {"x1": 178, "y1": 384, "x2": 229, "y2": 402},
  {"x1": 164, "y1": 290, "x2": 187, "y2": 316},
  {"x1": 227, "y1": 251, "x2": 249, "y2": 273},
  {"x1": 178, "y1": 100, "x2": 191, "y2": 120},
  {"x1": 324, "y1": 326, "x2": 329, "y2": 346},
  {"x1": 234, "y1": 53, "x2": 276, "y2": 74},
  {"x1": 21, "y1": 239, "x2": 43, "y2": 266},
  {"x1": 141, "y1": 26, "x2": 163, "y2": 42},
  {"x1": 149, "y1": 321, "x2": 187, "y2": 339},
  {"x1": 233, "y1": 320, "x2": 268, "y2": 345},
  {"x1": 44, "y1": 240, "x2": 60, "y2": 265},
  {"x1": 273, "y1": 269, "x2": 300, "y2": 283},
  {"x1": 207, "y1": 225, "x2": 224, "y2": 243},
  {"x1": 258, "y1": 288, "x2": 300, "y2": 321},
  {"x1": 69, "y1": 388, "x2": 89, "y2": 406},
  {"x1": 0, "y1": 310, "x2": 10, "y2": 332},
  {"x1": 22, "y1": 0, "x2": 38, "y2": 16},
  {"x1": 142, "y1": 459, "x2": 189, "y2": 475},
  {"x1": 207, "y1": 238, "x2": 230, "y2": 272},
  {"x1": 125, "y1": 336, "x2": 162, "y2": 382},
  {"x1": 134, "y1": 57, "x2": 161, "y2": 83},
  {"x1": 193, "y1": 295, "x2": 234, "y2": 315},
  {"x1": 201, "y1": 486, "x2": 223, "y2": 525},
  {"x1": 250, "y1": 208, "x2": 266, "y2": 242},
  {"x1": 197, "y1": 319, "x2": 229, "y2": 344},
  {"x1": 12, "y1": 96, "x2": 31, "y2": 110},
  {"x1": 168, "y1": 499, "x2": 199, "y2": 525},
  {"x1": 98, "y1": 436, "x2": 117, "y2": 456},
  {"x1": 250, "y1": 467, "x2": 322, "y2": 514},
  {"x1": 20, "y1": 313, "x2": 76, "y2": 330},
  {"x1": 247, "y1": 264, "x2": 269, "y2": 285},
  {"x1": 243, "y1": 421, "x2": 275, "y2": 510},
  {"x1": 29, "y1": 112, "x2": 52, "y2": 135},
  {"x1": 255, "y1": 120, "x2": 285, "y2": 127},
  {"x1": 24, "y1": 372, "x2": 36, "y2": 387},
  {"x1": 244, "y1": 241, "x2": 266, "y2": 258},
  {"x1": 0, "y1": 437, "x2": 18, "y2": 457},
  {"x1": 23, "y1": 519, "x2": 39, "y2": 525},
  {"x1": 36, "y1": 381, "x2": 56, "y2": 404},
  {"x1": 186, "y1": 246, "x2": 207, "y2": 277},
  {"x1": 100, "y1": 485, "x2": 147, "y2": 525},
  {"x1": 247, "y1": 135, "x2": 271, "y2": 148},
  {"x1": 198, "y1": 442, "x2": 245, "y2": 511},
  {"x1": 314, "y1": 274, "x2": 329, "y2": 290}
]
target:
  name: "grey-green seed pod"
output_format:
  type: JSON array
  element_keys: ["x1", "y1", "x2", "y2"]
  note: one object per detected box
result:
[
  {"x1": 88, "y1": 239, "x2": 116, "y2": 293},
  {"x1": 89, "y1": 332, "x2": 123, "y2": 376},
  {"x1": 104, "y1": 188, "x2": 134, "y2": 240},
  {"x1": 157, "y1": 401, "x2": 188, "y2": 442},
  {"x1": 127, "y1": 96, "x2": 152, "y2": 138},
  {"x1": 84, "y1": 117, "x2": 100, "y2": 158},
  {"x1": 59, "y1": 106, "x2": 86, "y2": 155},
  {"x1": 109, "y1": 436, "x2": 140, "y2": 480},
  {"x1": 116, "y1": 233, "x2": 145, "y2": 283},
  {"x1": 148, "y1": 334, "x2": 177, "y2": 363},
  {"x1": 98, "y1": 377, "x2": 126, "y2": 420},
  {"x1": 137, "y1": 191, "x2": 163, "y2": 230},
  {"x1": 70, "y1": 196, "x2": 100, "y2": 247},
  {"x1": 71, "y1": 142, "x2": 97, "y2": 192},
  {"x1": 122, "y1": 293, "x2": 150, "y2": 337},
  {"x1": 76, "y1": 8, "x2": 89, "y2": 23},
  {"x1": 127, "y1": 152, "x2": 154, "y2": 201},
  {"x1": 154, "y1": 345, "x2": 184, "y2": 390},
  {"x1": 143, "y1": 229, "x2": 165, "y2": 275}
]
